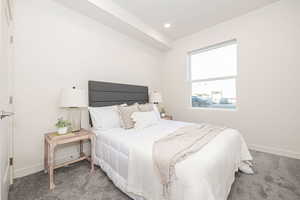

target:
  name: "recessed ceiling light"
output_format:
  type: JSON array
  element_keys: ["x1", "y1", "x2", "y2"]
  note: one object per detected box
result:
[{"x1": 164, "y1": 23, "x2": 171, "y2": 28}]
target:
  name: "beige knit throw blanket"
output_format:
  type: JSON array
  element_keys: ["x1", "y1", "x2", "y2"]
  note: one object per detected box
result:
[{"x1": 153, "y1": 124, "x2": 226, "y2": 198}]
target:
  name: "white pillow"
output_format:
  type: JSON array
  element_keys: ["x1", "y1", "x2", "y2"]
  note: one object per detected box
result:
[
  {"x1": 88, "y1": 106, "x2": 121, "y2": 130},
  {"x1": 131, "y1": 111, "x2": 159, "y2": 129}
]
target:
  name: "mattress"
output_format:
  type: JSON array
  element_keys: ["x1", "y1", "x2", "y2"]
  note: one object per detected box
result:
[
  {"x1": 94, "y1": 120, "x2": 192, "y2": 178},
  {"x1": 94, "y1": 120, "x2": 252, "y2": 200},
  {"x1": 94, "y1": 127, "x2": 149, "y2": 200},
  {"x1": 95, "y1": 126, "x2": 130, "y2": 180}
]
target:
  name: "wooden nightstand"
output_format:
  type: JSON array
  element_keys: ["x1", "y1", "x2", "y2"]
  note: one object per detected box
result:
[
  {"x1": 44, "y1": 128, "x2": 95, "y2": 190},
  {"x1": 162, "y1": 115, "x2": 173, "y2": 120}
]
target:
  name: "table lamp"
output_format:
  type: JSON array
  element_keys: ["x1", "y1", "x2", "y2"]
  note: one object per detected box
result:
[
  {"x1": 150, "y1": 91, "x2": 165, "y2": 116},
  {"x1": 60, "y1": 86, "x2": 87, "y2": 132},
  {"x1": 150, "y1": 91, "x2": 162, "y2": 104}
]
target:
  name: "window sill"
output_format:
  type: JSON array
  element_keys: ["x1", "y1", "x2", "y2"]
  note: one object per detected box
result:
[{"x1": 188, "y1": 107, "x2": 238, "y2": 112}]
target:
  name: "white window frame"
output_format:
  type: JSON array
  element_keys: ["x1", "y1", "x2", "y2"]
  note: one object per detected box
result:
[{"x1": 187, "y1": 39, "x2": 238, "y2": 110}]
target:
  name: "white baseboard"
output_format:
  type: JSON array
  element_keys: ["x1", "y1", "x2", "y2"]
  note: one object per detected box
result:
[
  {"x1": 15, "y1": 144, "x2": 300, "y2": 178},
  {"x1": 14, "y1": 163, "x2": 44, "y2": 179},
  {"x1": 249, "y1": 144, "x2": 300, "y2": 160},
  {"x1": 14, "y1": 151, "x2": 91, "y2": 178}
]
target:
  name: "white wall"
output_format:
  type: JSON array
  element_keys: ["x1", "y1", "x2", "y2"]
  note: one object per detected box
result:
[
  {"x1": 14, "y1": 0, "x2": 163, "y2": 177},
  {"x1": 162, "y1": 0, "x2": 300, "y2": 158}
]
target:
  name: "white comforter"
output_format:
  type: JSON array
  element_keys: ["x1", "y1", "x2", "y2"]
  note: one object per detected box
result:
[{"x1": 94, "y1": 120, "x2": 252, "y2": 200}]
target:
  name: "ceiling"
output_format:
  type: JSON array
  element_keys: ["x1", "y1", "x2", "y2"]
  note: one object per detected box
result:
[{"x1": 111, "y1": 0, "x2": 279, "y2": 40}]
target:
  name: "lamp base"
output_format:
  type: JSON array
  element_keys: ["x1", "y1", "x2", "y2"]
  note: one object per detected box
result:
[
  {"x1": 154, "y1": 103, "x2": 164, "y2": 115},
  {"x1": 68, "y1": 108, "x2": 81, "y2": 132}
]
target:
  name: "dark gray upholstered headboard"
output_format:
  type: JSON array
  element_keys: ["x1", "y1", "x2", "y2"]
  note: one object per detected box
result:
[{"x1": 88, "y1": 80, "x2": 149, "y2": 107}]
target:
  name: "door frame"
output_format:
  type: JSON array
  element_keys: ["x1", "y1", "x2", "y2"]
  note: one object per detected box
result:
[
  {"x1": 0, "y1": 0, "x2": 14, "y2": 199},
  {"x1": 6, "y1": 0, "x2": 14, "y2": 185}
]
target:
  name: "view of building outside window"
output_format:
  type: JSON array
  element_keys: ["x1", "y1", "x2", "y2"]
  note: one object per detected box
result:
[{"x1": 190, "y1": 40, "x2": 237, "y2": 109}]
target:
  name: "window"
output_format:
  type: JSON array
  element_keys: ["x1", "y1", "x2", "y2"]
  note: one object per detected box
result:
[{"x1": 189, "y1": 40, "x2": 237, "y2": 109}]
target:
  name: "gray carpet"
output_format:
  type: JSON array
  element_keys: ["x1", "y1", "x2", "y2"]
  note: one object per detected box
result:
[{"x1": 9, "y1": 150, "x2": 300, "y2": 200}]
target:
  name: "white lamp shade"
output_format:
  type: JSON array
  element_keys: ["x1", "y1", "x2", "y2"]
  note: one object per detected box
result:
[
  {"x1": 60, "y1": 88, "x2": 88, "y2": 108},
  {"x1": 150, "y1": 91, "x2": 162, "y2": 103}
]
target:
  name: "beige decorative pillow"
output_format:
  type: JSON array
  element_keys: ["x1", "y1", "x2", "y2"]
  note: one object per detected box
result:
[
  {"x1": 117, "y1": 103, "x2": 127, "y2": 128},
  {"x1": 138, "y1": 103, "x2": 154, "y2": 112},
  {"x1": 118, "y1": 104, "x2": 139, "y2": 129}
]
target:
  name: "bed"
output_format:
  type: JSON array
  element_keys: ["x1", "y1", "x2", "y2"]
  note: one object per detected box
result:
[{"x1": 88, "y1": 80, "x2": 252, "y2": 200}]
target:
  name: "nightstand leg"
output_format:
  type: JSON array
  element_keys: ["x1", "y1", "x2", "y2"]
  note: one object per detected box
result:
[
  {"x1": 80, "y1": 140, "x2": 84, "y2": 157},
  {"x1": 90, "y1": 136, "x2": 95, "y2": 173},
  {"x1": 49, "y1": 144, "x2": 55, "y2": 190},
  {"x1": 44, "y1": 139, "x2": 48, "y2": 173}
]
